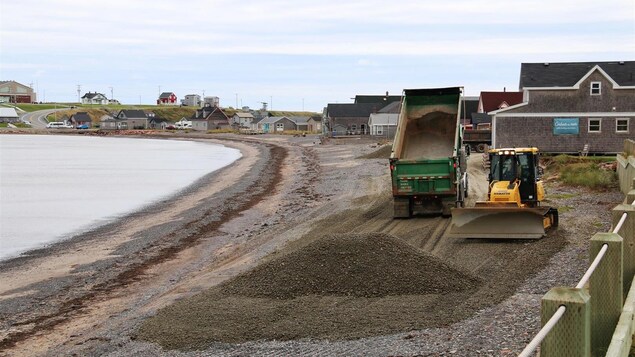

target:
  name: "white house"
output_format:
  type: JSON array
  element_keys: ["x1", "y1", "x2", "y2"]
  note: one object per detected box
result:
[
  {"x1": 368, "y1": 113, "x2": 399, "y2": 137},
  {"x1": 81, "y1": 92, "x2": 108, "y2": 105},
  {"x1": 0, "y1": 107, "x2": 20, "y2": 123}
]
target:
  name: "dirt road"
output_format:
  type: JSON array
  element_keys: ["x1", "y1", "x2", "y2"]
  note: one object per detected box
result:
[{"x1": 0, "y1": 133, "x2": 623, "y2": 356}]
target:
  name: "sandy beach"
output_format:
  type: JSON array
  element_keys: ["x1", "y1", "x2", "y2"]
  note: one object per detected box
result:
[{"x1": 0, "y1": 131, "x2": 624, "y2": 356}]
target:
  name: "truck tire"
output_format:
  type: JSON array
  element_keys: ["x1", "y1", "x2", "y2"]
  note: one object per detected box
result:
[
  {"x1": 393, "y1": 197, "x2": 412, "y2": 218},
  {"x1": 464, "y1": 175, "x2": 469, "y2": 198},
  {"x1": 476, "y1": 143, "x2": 487, "y2": 153}
]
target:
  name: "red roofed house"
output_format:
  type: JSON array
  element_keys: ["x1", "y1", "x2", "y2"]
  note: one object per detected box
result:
[
  {"x1": 478, "y1": 91, "x2": 524, "y2": 113},
  {"x1": 157, "y1": 92, "x2": 178, "y2": 105}
]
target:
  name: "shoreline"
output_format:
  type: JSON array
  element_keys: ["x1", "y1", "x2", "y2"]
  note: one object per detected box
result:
[{"x1": 0, "y1": 133, "x2": 285, "y2": 352}]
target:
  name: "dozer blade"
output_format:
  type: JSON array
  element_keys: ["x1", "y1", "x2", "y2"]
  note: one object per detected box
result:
[{"x1": 447, "y1": 206, "x2": 551, "y2": 239}]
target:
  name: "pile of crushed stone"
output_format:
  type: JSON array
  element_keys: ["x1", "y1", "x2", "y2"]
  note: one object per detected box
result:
[
  {"x1": 137, "y1": 233, "x2": 483, "y2": 349},
  {"x1": 359, "y1": 144, "x2": 393, "y2": 159},
  {"x1": 220, "y1": 232, "x2": 480, "y2": 299}
]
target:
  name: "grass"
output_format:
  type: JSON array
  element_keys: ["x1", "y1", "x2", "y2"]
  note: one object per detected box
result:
[
  {"x1": 544, "y1": 154, "x2": 617, "y2": 189},
  {"x1": 558, "y1": 162, "x2": 617, "y2": 189}
]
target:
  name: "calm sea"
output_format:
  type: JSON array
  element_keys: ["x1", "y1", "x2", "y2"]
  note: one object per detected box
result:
[{"x1": 0, "y1": 135, "x2": 241, "y2": 261}]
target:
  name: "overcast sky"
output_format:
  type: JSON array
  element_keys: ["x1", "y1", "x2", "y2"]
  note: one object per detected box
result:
[{"x1": 1, "y1": 0, "x2": 634, "y2": 112}]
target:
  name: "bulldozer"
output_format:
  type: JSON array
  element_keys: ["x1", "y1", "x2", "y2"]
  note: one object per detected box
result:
[{"x1": 447, "y1": 147, "x2": 558, "y2": 239}]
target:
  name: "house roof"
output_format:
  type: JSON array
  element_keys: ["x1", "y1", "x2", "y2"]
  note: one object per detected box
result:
[
  {"x1": 192, "y1": 105, "x2": 229, "y2": 121},
  {"x1": 461, "y1": 97, "x2": 479, "y2": 119},
  {"x1": 71, "y1": 112, "x2": 91, "y2": 122},
  {"x1": 82, "y1": 92, "x2": 106, "y2": 99},
  {"x1": 259, "y1": 116, "x2": 289, "y2": 124},
  {"x1": 377, "y1": 101, "x2": 401, "y2": 114},
  {"x1": 0, "y1": 108, "x2": 19, "y2": 117},
  {"x1": 118, "y1": 109, "x2": 146, "y2": 118},
  {"x1": 289, "y1": 116, "x2": 310, "y2": 124},
  {"x1": 159, "y1": 92, "x2": 175, "y2": 99},
  {"x1": 479, "y1": 91, "x2": 524, "y2": 113},
  {"x1": 309, "y1": 115, "x2": 322, "y2": 122},
  {"x1": 327, "y1": 103, "x2": 383, "y2": 118},
  {"x1": 519, "y1": 61, "x2": 635, "y2": 88},
  {"x1": 354, "y1": 94, "x2": 402, "y2": 104},
  {"x1": 471, "y1": 112, "x2": 491, "y2": 125},
  {"x1": 234, "y1": 112, "x2": 255, "y2": 118}
]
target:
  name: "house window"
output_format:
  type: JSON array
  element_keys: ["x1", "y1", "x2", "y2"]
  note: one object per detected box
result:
[
  {"x1": 616, "y1": 118, "x2": 629, "y2": 133},
  {"x1": 276, "y1": 123, "x2": 284, "y2": 131},
  {"x1": 351, "y1": 124, "x2": 357, "y2": 131},
  {"x1": 588, "y1": 118, "x2": 601, "y2": 133},
  {"x1": 377, "y1": 126, "x2": 383, "y2": 135},
  {"x1": 590, "y1": 82, "x2": 601, "y2": 95}
]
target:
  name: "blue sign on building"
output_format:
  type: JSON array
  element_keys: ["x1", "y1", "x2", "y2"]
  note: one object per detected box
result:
[{"x1": 553, "y1": 118, "x2": 579, "y2": 135}]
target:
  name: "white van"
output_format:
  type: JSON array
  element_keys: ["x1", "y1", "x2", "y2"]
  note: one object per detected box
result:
[{"x1": 46, "y1": 122, "x2": 72, "y2": 129}]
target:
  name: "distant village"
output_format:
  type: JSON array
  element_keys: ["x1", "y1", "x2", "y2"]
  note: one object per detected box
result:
[{"x1": 1, "y1": 60, "x2": 635, "y2": 154}]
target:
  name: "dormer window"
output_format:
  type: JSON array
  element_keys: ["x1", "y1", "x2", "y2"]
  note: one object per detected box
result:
[{"x1": 591, "y1": 82, "x2": 601, "y2": 95}]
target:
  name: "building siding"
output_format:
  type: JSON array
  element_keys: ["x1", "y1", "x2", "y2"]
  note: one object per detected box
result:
[{"x1": 493, "y1": 70, "x2": 635, "y2": 154}]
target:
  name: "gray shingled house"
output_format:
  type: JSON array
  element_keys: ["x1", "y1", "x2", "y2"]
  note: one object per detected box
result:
[
  {"x1": 191, "y1": 103, "x2": 230, "y2": 131},
  {"x1": 491, "y1": 61, "x2": 635, "y2": 154},
  {"x1": 115, "y1": 109, "x2": 148, "y2": 129}
]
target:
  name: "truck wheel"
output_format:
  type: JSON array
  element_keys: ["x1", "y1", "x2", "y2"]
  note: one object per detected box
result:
[
  {"x1": 393, "y1": 197, "x2": 412, "y2": 218},
  {"x1": 464, "y1": 176, "x2": 469, "y2": 198},
  {"x1": 476, "y1": 143, "x2": 487, "y2": 153}
]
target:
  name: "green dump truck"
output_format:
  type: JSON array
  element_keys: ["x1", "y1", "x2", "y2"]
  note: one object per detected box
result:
[{"x1": 389, "y1": 87, "x2": 468, "y2": 218}]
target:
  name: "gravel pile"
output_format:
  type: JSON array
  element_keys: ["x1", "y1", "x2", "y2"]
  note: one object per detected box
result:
[
  {"x1": 136, "y1": 232, "x2": 481, "y2": 350},
  {"x1": 220, "y1": 232, "x2": 481, "y2": 299}
]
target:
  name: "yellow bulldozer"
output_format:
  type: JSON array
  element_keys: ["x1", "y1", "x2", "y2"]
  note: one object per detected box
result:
[{"x1": 447, "y1": 147, "x2": 558, "y2": 239}]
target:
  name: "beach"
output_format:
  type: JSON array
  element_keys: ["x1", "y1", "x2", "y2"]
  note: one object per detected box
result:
[{"x1": 0, "y1": 131, "x2": 624, "y2": 356}]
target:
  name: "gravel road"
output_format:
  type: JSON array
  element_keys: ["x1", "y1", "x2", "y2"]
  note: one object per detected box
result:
[{"x1": 0, "y1": 131, "x2": 624, "y2": 357}]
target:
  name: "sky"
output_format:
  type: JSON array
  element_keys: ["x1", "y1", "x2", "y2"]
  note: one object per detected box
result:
[{"x1": 1, "y1": 0, "x2": 634, "y2": 112}]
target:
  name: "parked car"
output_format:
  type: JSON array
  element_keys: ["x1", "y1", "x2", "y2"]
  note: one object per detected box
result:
[
  {"x1": 76, "y1": 124, "x2": 89, "y2": 129},
  {"x1": 165, "y1": 124, "x2": 176, "y2": 130},
  {"x1": 21, "y1": 119, "x2": 32, "y2": 125},
  {"x1": 46, "y1": 122, "x2": 73, "y2": 129}
]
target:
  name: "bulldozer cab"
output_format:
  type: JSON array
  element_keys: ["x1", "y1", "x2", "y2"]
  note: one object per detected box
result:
[{"x1": 489, "y1": 149, "x2": 540, "y2": 206}]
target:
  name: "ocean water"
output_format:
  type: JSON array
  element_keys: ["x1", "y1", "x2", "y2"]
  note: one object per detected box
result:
[{"x1": 0, "y1": 135, "x2": 241, "y2": 261}]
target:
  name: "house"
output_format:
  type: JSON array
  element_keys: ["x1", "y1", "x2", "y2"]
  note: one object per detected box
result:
[
  {"x1": 191, "y1": 103, "x2": 230, "y2": 131},
  {"x1": 157, "y1": 92, "x2": 178, "y2": 105},
  {"x1": 325, "y1": 102, "x2": 382, "y2": 136},
  {"x1": 148, "y1": 117, "x2": 171, "y2": 129},
  {"x1": 307, "y1": 115, "x2": 322, "y2": 133},
  {"x1": 369, "y1": 101, "x2": 401, "y2": 137},
  {"x1": 258, "y1": 116, "x2": 296, "y2": 133},
  {"x1": 232, "y1": 112, "x2": 256, "y2": 128},
  {"x1": 69, "y1": 112, "x2": 92, "y2": 127},
  {"x1": 289, "y1": 116, "x2": 310, "y2": 132},
  {"x1": 0, "y1": 80, "x2": 36, "y2": 103},
  {"x1": 181, "y1": 94, "x2": 201, "y2": 107},
  {"x1": 0, "y1": 107, "x2": 19, "y2": 123},
  {"x1": 100, "y1": 116, "x2": 118, "y2": 130},
  {"x1": 203, "y1": 96, "x2": 220, "y2": 107},
  {"x1": 115, "y1": 109, "x2": 148, "y2": 129},
  {"x1": 81, "y1": 92, "x2": 108, "y2": 105},
  {"x1": 490, "y1": 61, "x2": 635, "y2": 154}
]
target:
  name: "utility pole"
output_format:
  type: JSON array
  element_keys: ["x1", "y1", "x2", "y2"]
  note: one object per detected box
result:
[
  {"x1": 270, "y1": 96, "x2": 273, "y2": 111},
  {"x1": 109, "y1": 86, "x2": 113, "y2": 102},
  {"x1": 77, "y1": 84, "x2": 81, "y2": 103},
  {"x1": 235, "y1": 93, "x2": 238, "y2": 108}
]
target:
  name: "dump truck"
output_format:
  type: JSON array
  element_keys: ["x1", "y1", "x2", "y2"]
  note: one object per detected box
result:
[
  {"x1": 447, "y1": 147, "x2": 558, "y2": 239},
  {"x1": 390, "y1": 87, "x2": 468, "y2": 218},
  {"x1": 463, "y1": 123, "x2": 491, "y2": 153}
]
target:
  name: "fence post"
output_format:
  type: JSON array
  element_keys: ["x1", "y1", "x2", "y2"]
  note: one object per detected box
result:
[
  {"x1": 541, "y1": 287, "x2": 591, "y2": 356},
  {"x1": 612, "y1": 204, "x2": 635, "y2": 298},
  {"x1": 590, "y1": 233, "x2": 624, "y2": 356},
  {"x1": 628, "y1": 189, "x2": 635, "y2": 205}
]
